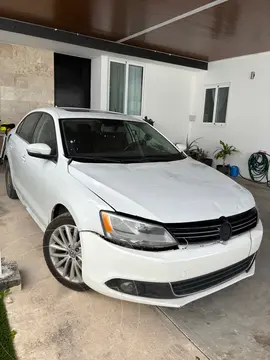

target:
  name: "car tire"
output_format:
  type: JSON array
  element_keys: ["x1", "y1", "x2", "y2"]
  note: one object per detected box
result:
[
  {"x1": 43, "y1": 213, "x2": 89, "y2": 292},
  {"x1": 5, "y1": 161, "x2": 18, "y2": 199}
]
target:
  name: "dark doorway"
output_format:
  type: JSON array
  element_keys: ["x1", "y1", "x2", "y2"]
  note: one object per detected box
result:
[{"x1": 54, "y1": 53, "x2": 91, "y2": 108}]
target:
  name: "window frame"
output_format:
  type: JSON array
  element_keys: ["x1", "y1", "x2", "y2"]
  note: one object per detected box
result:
[
  {"x1": 107, "y1": 58, "x2": 145, "y2": 117},
  {"x1": 15, "y1": 112, "x2": 43, "y2": 143},
  {"x1": 202, "y1": 83, "x2": 230, "y2": 126}
]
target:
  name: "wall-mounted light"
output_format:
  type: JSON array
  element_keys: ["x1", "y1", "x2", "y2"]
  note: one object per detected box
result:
[{"x1": 250, "y1": 71, "x2": 255, "y2": 80}]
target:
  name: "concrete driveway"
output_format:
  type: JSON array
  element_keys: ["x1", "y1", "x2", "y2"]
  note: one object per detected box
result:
[
  {"x1": 162, "y1": 179, "x2": 270, "y2": 360},
  {"x1": 0, "y1": 172, "x2": 205, "y2": 360},
  {"x1": 2, "y1": 170, "x2": 270, "y2": 360}
]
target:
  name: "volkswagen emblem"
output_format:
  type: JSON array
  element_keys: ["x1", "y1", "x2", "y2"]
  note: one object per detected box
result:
[{"x1": 219, "y1": 218, "x2": 232, "y2": 242}]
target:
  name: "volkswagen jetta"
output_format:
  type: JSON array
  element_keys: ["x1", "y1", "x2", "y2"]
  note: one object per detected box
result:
[{"x1": 5, "y1": 108, "x2": 263, "y2": 307}]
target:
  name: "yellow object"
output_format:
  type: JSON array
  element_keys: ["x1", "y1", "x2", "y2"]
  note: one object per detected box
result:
[
  {"x1": 0, "y1": 123, "x2": 13, "y2": 133},
  {"x1": 0, "y1": 122, "x2": 8, "y2": 132}
]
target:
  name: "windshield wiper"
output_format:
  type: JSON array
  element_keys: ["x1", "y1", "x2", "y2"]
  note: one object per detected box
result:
[
  {"x1": 139, "y1": 155, "x2": 184, "y2": 162},
  {"x1": 67, "y1": 155, "x2": 123, "y2": 165}
]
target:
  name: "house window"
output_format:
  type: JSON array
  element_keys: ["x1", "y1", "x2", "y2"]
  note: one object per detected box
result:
[
  {"x1": 109, "y1": 61, "x2": 143, "y2": 116},
  {"x1": 203, "y1": 85, "x2": 229, "y2": 124}
]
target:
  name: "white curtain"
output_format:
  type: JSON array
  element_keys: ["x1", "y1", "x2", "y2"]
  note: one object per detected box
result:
[
  {"x1": 127, "y1": 65, "x2": 143, "y2": 116},
  {"x1": 109, "y1": 62, "x2": 125, "y2": 113},
  {"x1": 215, "y1": 87, "x2": 229, "y2": 123},
  {"x1": 203, "y1": 88, "x2": 216, "y2": 123}
]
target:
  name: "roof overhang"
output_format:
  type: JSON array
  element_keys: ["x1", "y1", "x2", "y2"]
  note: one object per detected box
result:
[
  {"x1": 0, "y1": 0, "x2": 269, "y2": 69},
  {"x1": 0, "y1": 17, "x2": 208, "y2": 70}
]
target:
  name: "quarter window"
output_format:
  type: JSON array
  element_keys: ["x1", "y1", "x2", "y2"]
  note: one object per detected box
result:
[
  {"x1": 109, "y1": 61, "x2": 143, "y2": 116},
  {"x1": 16, "y1": 112, "x2": 42, "y2": 142},
  {"x1": 203, "y1": 85, "x2": 230, "y2": 124}
]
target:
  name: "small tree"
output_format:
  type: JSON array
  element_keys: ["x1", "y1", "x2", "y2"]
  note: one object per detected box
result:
[{"x1": 214, "y1": 140, "x2": 239, "y2": 166}]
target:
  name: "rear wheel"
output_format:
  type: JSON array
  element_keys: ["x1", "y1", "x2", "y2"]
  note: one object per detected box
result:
[
  {"x1": 43, "y1": 213, "x2": 89, "y2": 291},
  {"x1": 5, "y1": 161, "x2": 18, "y2": 199}
]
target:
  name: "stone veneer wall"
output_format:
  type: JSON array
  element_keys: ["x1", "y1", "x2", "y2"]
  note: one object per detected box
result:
[{"x1": 0, "y1": 44, "x2": 54, "y2": 124}]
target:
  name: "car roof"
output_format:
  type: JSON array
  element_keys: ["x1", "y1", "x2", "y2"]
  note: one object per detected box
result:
[{"x1": 31, "y1": 107, "x2": 144, "y2": 122}]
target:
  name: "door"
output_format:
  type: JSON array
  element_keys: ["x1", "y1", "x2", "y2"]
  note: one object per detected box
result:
[
  {"x1": 54, "y1": 53, "x2": 91, "y2": 108},
  {"x1": 23, "y1": 113, "x2": 58, "y2": 227},
  {"x1": 8, "y1": 112, "x2": 42, "y2": 201}
]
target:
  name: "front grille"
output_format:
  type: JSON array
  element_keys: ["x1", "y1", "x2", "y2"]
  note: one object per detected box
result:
[
  {"x1": 171, "y1": 253, "x2": 256, "y2": 297},
  {"x1": 165, "y1": 207, "x2": 258, "y2": 245}
]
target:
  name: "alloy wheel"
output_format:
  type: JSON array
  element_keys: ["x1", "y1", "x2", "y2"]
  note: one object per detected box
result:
[{"x1": 49, "y1": 225, "x2": 83, "y2": 283}]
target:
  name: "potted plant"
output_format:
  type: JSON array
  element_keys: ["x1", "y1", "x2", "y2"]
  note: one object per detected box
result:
[
  {"x1": 214, "y1": 140, "x2": 239, "y2": 175},
  {"x1": 185, "y1": 137, "x2": 201, "y2": 158},
  {"x1": 196, "y1": 147, "x2": 213, "y2": 166},
  {"x1": 143, "y1": 116, "x2": 154, "y2": 126},
  {"x1": 185, "y1": 137, "x2": 213, "y2": 166}
]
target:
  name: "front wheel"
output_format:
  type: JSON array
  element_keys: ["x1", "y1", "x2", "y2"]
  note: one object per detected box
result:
[{"x1": 43, "y1": 213, "x2": 89, "y2": 291}]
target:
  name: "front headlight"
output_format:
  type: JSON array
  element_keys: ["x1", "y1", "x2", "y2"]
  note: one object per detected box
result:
[{"x1": 100, "y1": 211, "x2": 177, "y2": 250}]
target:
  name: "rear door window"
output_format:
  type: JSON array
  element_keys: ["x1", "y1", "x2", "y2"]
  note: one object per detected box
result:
[{"x1": 16, "y1": 112, "x2": 42, "y2": 143}]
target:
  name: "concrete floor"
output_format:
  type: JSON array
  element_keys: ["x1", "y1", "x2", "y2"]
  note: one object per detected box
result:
[
  {"x1": 1, "y1": 171, "x2": 270, "y2": 360},
  {"x1": 0, "y1": 172, "x2": 206, "y2": 360},
  {"x1": 162, "y1": 179, "x2": 270, "y2": 360}
]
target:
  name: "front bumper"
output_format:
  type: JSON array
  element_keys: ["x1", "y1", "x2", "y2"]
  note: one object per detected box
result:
[{"x1": 80, "y1": 220, "x2": 263, "y2": 307}]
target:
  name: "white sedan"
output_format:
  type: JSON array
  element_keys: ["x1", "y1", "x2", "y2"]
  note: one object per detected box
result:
[{"x1": 5, "y1": 108, "x2": 263, "y2": 307}]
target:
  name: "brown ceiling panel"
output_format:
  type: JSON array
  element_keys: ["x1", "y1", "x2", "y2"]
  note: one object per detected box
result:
[
  {"x1": 84, "y1": 0, "x2": 213, "y2": 40},
  {"x1": 0, "y1": 0, "x2": 270, "y2": 63},
  {"x1": 0, "y1": 0, "x2": 214, "y2": 41},
  {"x1": 126, "y1": 0, "x2": 270, "y2": 61}
]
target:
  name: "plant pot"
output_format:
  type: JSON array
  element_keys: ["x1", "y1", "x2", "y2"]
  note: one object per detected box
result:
[
  {"x1": 201, "y1": 158, "x2": 213, "y2": 167},
  {"x1": 216, "y1": 165, "x2": 230, "y2": 175}
]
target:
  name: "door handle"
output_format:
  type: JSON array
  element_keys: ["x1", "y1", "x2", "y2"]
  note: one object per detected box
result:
[{"x1": 21, "y1": 155, "x2": 26, "y2": 162}]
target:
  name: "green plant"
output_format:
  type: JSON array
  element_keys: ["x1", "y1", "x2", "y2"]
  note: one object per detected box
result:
[
  {"x1": 185, "y1": 137, "x2": 209, "y2": 160},
  {"x1": 194, "y1": 147, "x2": 208, "y2": 161},
  {"x1": 0, "y1": 289, "x2": 17, "y2": 359},
  {"x1": 10, "y1": 330, "x2": 17, "y2": 341},
  {"x1": 182, "y1": 137, "x2": 212, "y2": 164},
  {"x1": 0, "y1": 289, "x2": 10, "y2": 299},
  {"x1": 185, "y1": 137, "x2": 201, "y2": 157},
  {"x1": 214, "y1": 140, "x2": 239, "y2": 166}
]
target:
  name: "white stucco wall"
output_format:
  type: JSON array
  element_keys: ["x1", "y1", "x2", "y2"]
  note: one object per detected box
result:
[
  {"x1": 191, "y1": 52, "x2": 270, "y2": 178},
  {"x1": 142, "y1": 63, "x2": 196, "y2": 144},
  {"x1": 94, "y1": 55, "x2": 198, "y2": 144}
]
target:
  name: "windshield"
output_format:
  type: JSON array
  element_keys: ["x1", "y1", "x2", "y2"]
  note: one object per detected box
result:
[{"x1": 60, "y1": 118, "x2": 186, "y2": 163}]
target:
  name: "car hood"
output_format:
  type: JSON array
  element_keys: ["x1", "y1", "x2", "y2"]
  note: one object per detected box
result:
[{"x1": 69, "y1": 159, "x2": 255, "y2": 223}]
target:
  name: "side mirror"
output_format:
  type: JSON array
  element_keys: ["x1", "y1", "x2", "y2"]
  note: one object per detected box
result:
[
  {"x1": 175, "y1": 143, "x2": 186, "y2": 152},
  {"x1": 27, "y1": 143, "x2": 56, "y2": 160}
]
